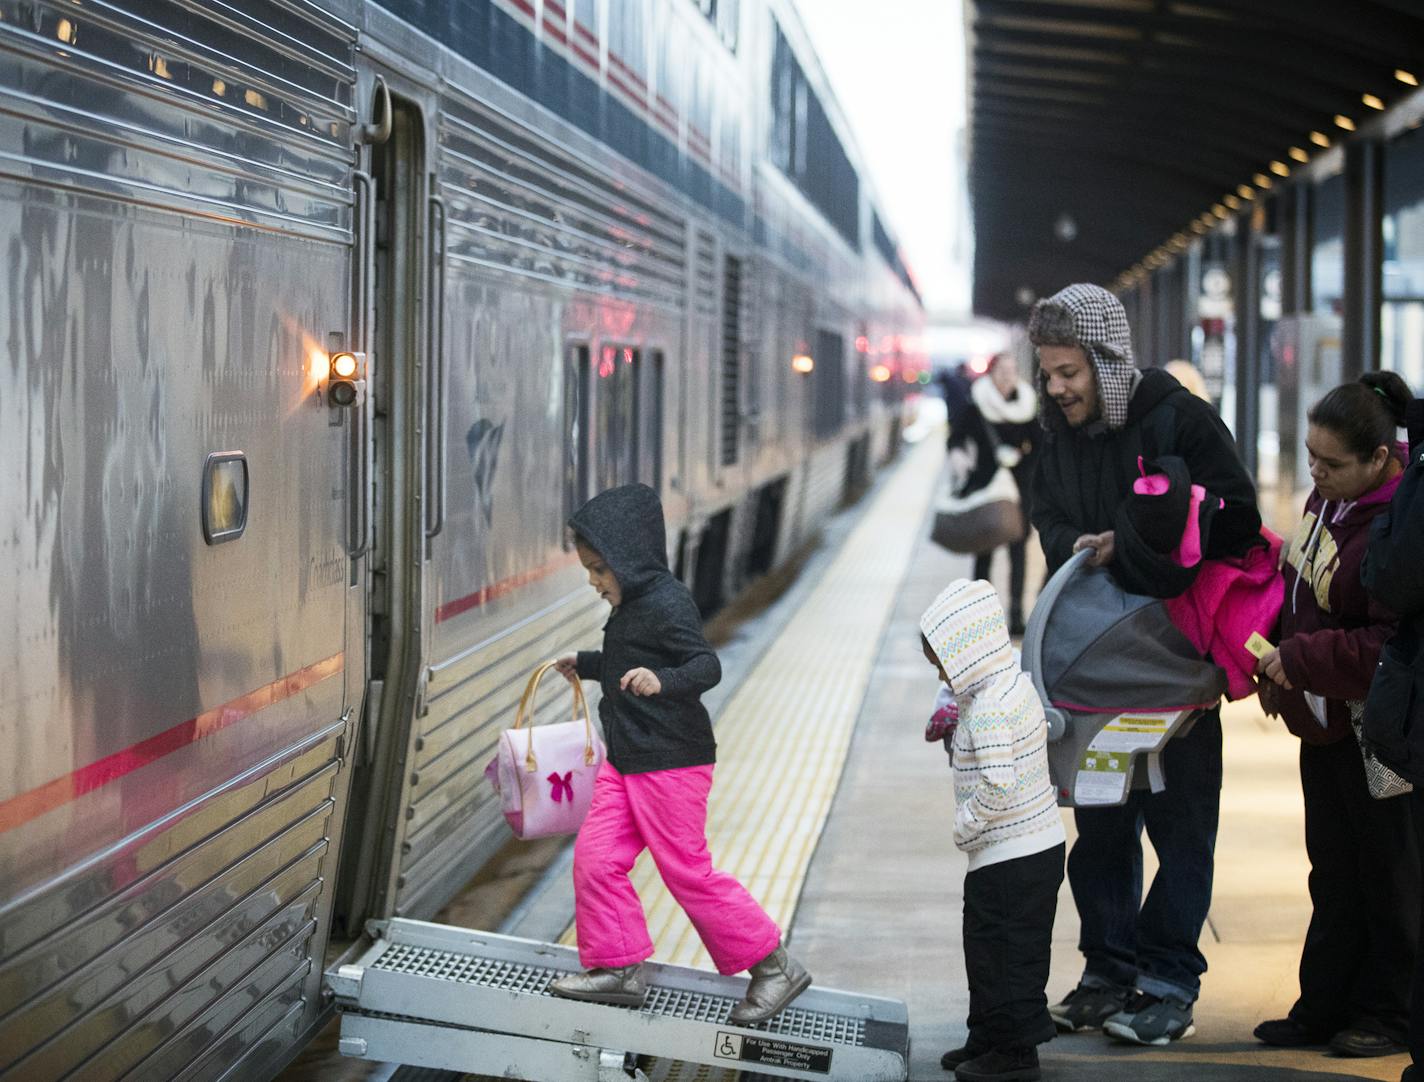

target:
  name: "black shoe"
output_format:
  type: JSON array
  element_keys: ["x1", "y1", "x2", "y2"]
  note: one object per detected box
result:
[
  {"x1": 1048, "y1": 981, "x2": 1131, "y2": 1033},
  {"x1": 940, "y1": 1044, "x2": 989, "y2": 1071},
  {"x1": 1103, "y1": 991, "x2": 1195, "y2": 1046},
  {"x1": 1253, "y1": 1017, "x2": 1333, "y2": 1047},
  {"x1": 1330, "y1": 1027, "x2": 1408, "y2": 1058},
  {"x1": 953, "y1": 1046, "x2": 1041, "y2": 1082}
]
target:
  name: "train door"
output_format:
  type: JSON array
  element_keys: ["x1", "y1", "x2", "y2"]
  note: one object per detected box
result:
[{"x1": 335, "y1": 72, "x2": 441, "y2": 933}]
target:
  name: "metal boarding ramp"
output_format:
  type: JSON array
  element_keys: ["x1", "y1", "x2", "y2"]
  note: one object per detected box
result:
[{"x1": 327, "y1": 918, "x2": 909, "y2": 1081}]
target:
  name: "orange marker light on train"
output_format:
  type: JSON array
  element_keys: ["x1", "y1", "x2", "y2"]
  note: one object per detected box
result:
[
  {"x1": 791, "y1": 354, "x2": 815, "y2": 374},
  {"x1": 325, "y1": 351, "x2": 367, "y2": 408},
  {"x1": 869, "y1": 364, "x2": 892, "y2": 383}
]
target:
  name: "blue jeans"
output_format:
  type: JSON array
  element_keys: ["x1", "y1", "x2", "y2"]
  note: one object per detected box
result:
[{"x1": 1067, "y1": 708, "x2": 1222, "y2": 1003}]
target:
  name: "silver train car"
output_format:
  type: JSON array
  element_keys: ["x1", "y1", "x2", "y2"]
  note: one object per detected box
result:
[{"x1": 0, "y1": 0, "x2": 923, "y2": 1078}]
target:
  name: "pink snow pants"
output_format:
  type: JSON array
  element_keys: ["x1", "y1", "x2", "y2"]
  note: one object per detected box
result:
[{"x1": 572, "y1": 760, "x2": 781, "y2": 975}]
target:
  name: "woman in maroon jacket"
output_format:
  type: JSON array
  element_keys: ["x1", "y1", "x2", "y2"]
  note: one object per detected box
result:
[{"x1": 1254, "y1": 371, "x2": 1418, "y2": 1058}]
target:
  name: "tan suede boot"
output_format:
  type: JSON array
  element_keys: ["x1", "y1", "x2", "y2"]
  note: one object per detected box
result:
[
  {"x1": 548, "y1": 963, "x2": 648, "y2": 1007},
  {"x1": 728, "y1": 947, "x2": 812, "y2": 1024}
]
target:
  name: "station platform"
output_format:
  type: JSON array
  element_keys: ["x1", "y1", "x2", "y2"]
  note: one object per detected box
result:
[{"x1": 284, "y1": 436, "x2": 1414, "y2": 1082}]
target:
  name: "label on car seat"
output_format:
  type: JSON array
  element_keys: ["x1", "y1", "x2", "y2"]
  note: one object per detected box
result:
[
  {"x1": 1074, "y1": 749, "x2": 1130, "y2": 805},
  {"x1": 1074, "y1": 711, "x2": 1181, "y2": 805}
]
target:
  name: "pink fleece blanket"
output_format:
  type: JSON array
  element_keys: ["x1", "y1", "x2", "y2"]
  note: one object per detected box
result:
[{"x1": 1164, "y1": 531, "x2": 1285, "y2": 700}]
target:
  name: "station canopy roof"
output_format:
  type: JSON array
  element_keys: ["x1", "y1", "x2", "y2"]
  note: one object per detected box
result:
[{"x1": 967, "y1": 0, "x2": 1424, "y2": 321}]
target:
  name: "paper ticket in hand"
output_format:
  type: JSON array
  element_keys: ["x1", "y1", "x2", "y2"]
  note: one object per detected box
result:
[{"x1": 1244, "y1": 632, "x2": 1274, "y2": 660}]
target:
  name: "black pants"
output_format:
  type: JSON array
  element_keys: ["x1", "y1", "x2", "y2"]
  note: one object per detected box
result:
[
  {"x1": 973, "y1": 540, "x2": 1027, "y2": 623},
  {"x1": 1292, "y1": 735, "x2": 1419, "y2": 1041},
  {"x1": 1069, "y1": 709, "x2": 1221, "y2": 1001},
  {"x1": 1411, "y1": 790, "x2": 1424, "y2": 1069},
  {"x1": 963, "y1": 843, "x2": 1065, "y2": 1050}
]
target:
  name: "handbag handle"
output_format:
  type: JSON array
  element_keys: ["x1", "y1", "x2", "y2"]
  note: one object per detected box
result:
[{"x1": 513, "y1": 661, "x2": 597, "y2": 772}]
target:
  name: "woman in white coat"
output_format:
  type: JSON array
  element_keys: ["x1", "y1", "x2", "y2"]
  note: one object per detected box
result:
[{"x1": 969, "y1": 352, "x2": 1040, "y2": 635}]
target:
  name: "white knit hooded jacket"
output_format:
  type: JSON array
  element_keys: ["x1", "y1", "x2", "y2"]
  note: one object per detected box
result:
[{"x1": 919, "y1": 580, "x2": 1065, "y2": 871}]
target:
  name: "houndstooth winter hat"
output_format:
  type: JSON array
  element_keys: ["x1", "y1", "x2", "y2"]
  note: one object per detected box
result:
[{"x1": 1028, "y1": 283, "x2": 1139, "y2": 430}]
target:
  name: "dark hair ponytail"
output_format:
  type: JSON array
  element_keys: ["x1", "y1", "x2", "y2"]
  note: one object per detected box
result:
[{"x1": 1308, "y1": 370, "x2": 1410, "y2": 460}]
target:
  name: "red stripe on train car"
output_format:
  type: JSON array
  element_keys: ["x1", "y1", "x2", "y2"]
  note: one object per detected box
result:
[
  {"x1": 0, "y1": 653, "x2": 345, "y2": 833},
  {"x1": 435, "y1": 552, "x2": 582, "y2": 623}
]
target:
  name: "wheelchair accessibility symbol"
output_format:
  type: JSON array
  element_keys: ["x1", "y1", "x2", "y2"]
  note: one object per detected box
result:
[{"x1": 716, "y1": 1032, "x2": 743, "y2": 1059}]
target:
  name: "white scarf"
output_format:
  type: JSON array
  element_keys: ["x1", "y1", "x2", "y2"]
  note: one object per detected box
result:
[{"x1": 972, "y1": 374, "x2": 1038, "y2": 425}]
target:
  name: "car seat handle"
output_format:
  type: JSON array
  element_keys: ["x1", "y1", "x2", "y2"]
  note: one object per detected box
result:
[{"x1": 1022, "y1": 548, "x2": 1093, "y2": 740}]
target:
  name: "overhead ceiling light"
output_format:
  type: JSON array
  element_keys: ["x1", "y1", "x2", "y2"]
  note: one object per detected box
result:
[
  {"x1": 1289, "y1": 146, "x2": 1309, "y2": 163},
  {"x1": 1270, "y1": 160, "x2": 1290, "y2": 176},
  {"x1": 1398, "y1": 69, "x2": 1420, "y2": 87},
  {"x1": 1362, "y1": 93, "x2": 1385, "y2": 111},
  {"x1": 1253, "y1": 172, "x2": 1273, "y2": 189},
  {"x1": 1191, "y1": 220, "x2": 1208, "y2": 234},
  {"x1": 1310, "y1": 130, "x2": 1331, "y2": 147},
  {"x1": 1335, "y1": 114, "x2": 1356, "y2": 131},
  {"x1": 1236, "y1": 184, "x2": 1255, "y2": 200},
  {"x1": 1211, "y1": 204, "x2": 1229, "y2": 219},
  {"x1": 1224, "y1": 193, "x2": 1242, "y2": 210}
]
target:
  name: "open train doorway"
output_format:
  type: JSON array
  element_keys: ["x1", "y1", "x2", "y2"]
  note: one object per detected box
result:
[{"x1": 334, "y1": 80, "x2": 436, "y2": 934}]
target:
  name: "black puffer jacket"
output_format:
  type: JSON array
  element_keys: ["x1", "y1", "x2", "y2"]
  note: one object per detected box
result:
[
  {"x1": 1361, "y1": 400, "x2": 1424, "y2": 781},
  {"x1": 570, "y1": 484, "x2": 721, "y2": 774},
  {"x1": 1031, "y1": 368, "x2": 1263, "y2": 597}
]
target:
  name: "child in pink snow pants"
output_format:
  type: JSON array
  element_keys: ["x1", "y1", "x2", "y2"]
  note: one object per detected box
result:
[{"x1": 549, "y1": 483, "x2": 812, "y2": 1023}]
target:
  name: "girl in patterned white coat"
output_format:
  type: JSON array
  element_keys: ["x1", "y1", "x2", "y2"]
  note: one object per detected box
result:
[{"x1": 921, "y1": 578, "x2": 1065, "y2": 1082}]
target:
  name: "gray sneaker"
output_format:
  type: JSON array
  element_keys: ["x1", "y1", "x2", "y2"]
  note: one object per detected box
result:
[
  {"x1": 1103, "y1": 991, "x2": 1195, "y2": 1045},
  {"x1": 728, "y1": 947, "x2": 812, "y2": 1025},
  {"x1": 1048, "y1": 981, "x2": 1132, "y2": 1032},
  {"x1": 548, "y1": 963, "x2": 648, "y2": 1007}
]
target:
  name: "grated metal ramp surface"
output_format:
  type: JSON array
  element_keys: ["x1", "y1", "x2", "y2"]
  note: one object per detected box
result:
[{"x1": 328, "y1": 918, "x2": 908, "y2": 1081}]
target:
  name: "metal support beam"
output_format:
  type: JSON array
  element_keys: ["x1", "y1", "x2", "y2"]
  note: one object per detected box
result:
[
  {"x1": 1233, "y1": 216, "x2": 1260, "y2": 475},
  {"x1": 1136, "y1": 273, "x2": 1155, "y2": 367},
  {"x1": 1279, "y1": 183, "x2": 1311, "y2": 317},
  {"x1": 1343, "y1": 139, "x2": 1383, "y2": 377}
]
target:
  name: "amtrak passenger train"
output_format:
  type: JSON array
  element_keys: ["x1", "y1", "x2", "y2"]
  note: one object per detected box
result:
[{"x1": 0, "y1": 0, "x2": 923, "y2": 1077}]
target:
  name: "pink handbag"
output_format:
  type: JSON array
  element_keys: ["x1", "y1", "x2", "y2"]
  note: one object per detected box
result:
[{"x1": 484, "y1": 661, "x2": 605, "y2": 839}]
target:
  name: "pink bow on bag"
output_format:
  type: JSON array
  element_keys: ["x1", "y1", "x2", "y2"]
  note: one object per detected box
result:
[
  {"x1": 547, "y1": 771, "x2": 575, "y2": 803},
  {"x1": 483, "y1": 661, "x2": 605, "y2": 839}
]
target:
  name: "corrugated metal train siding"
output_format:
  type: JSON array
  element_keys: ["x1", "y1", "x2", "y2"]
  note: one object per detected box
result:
[
  {"x1": 0, "y1": 0, "x2": 358, "y2": 1077},
  {"x1": 0, "y1": 725, "x2": 346, "y2": 1081}
]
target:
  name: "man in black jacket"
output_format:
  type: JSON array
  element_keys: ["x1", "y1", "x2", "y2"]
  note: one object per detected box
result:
[{"x1": 1029, "y1": 283, "x2": 1264, "y2": 1047}]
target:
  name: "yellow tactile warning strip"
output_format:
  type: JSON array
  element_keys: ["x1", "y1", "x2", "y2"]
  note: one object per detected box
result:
[{"x1": 561, "y1": 434, "x2": 943, "y2": 970}]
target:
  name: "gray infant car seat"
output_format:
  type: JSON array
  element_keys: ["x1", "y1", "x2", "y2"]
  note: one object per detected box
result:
[{"x1": 1022, "y1": 550, "x2": 1228, "y2": 807}]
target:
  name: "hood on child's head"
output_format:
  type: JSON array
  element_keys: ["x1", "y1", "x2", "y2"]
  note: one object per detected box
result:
[
  {"x1": 568, "y1": 483, "x2": 671, "y2": 601},
  {"x1": 918, "y1": 579, "x2": 1015, "y2": 701}
]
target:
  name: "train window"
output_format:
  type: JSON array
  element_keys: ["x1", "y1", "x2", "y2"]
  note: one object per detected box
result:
[
  {"x1": 201, "y1": 451, "x2": 248, "y2": 545},
  {"x1": 591, "y1": 344, "x2": 640, "y2": 494},
  {"x1": 769, "y1": 21, "x2": 859, "y2": 247},
  {"x1": 812, "y1": 329, "x2": 846, "y2": 440}
]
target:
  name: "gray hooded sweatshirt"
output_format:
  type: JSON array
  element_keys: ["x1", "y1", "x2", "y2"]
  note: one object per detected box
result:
[{"x1": 571, "y1": 484, "x2": 721, "y2": 773}]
